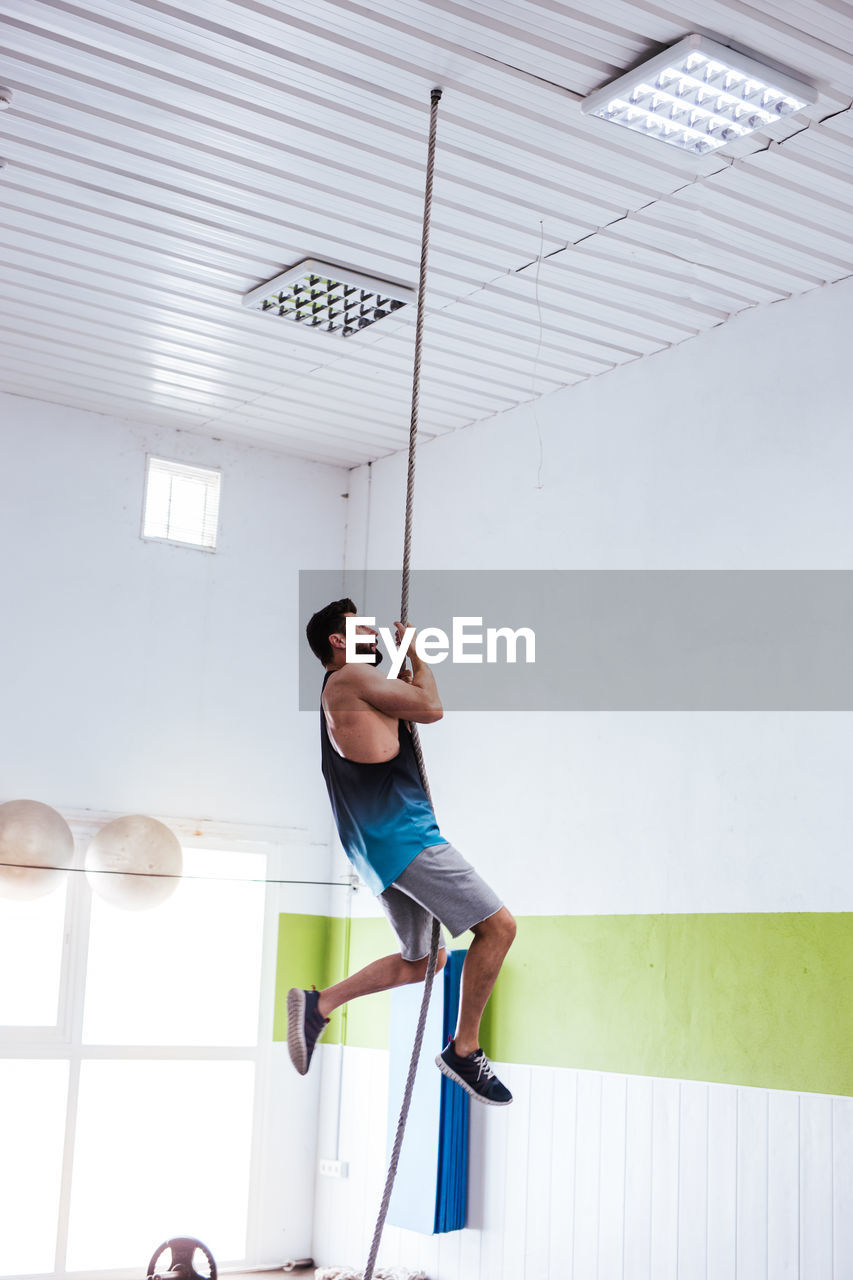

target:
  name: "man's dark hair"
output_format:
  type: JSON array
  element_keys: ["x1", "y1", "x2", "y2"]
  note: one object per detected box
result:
[{"x1": 306, "y1": 598, "x2": 357, "y2": 666}]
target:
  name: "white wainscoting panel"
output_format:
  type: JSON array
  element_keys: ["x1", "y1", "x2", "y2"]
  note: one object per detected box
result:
[{"x1": 310, "y1": 1046, "x2": 853, "y2": 1280}]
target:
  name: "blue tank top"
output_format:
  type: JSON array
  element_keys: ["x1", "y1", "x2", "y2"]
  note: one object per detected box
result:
[{"x1": 320, "y1": 671, "x2": 446, "y2": 895}]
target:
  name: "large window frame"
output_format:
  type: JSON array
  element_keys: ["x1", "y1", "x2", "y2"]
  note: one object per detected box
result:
[{"x1": 0, "y1": 810, "x2": 302, "y2": 1280}]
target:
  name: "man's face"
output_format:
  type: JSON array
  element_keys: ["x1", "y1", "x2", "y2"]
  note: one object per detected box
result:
[{"x1": 340, "y1": 613, "x2": 383, "y2": 666}]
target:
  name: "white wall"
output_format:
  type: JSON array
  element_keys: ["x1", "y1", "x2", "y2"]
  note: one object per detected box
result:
[
  {"x1": 0, "y1": 391, "x2": 348, "y2": 842},
  {"x1": 314, "y1": 1045, "x2": 853, "y2": 1280},
  {"x1": 348, "y1": 276, "x2": 853, "y2": 575},
  {"x1": 315, "y1": 279, "x2": 853, "y2": 1278},
  {"x1": 340, "y1": 276, "x2": 853, "y2": 919},
  {"x1": 0, "y1": 391, "x2": 354, "y2": 1271}
]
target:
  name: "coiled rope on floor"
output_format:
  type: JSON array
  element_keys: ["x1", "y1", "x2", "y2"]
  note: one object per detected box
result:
[{"x1": 362, "y1": 86, "x2": 443, "y2": 1280}]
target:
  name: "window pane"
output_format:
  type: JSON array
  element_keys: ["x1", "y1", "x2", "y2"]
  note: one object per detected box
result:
[
  {"x1": 83, "y1": 850, "x2": 266, "y2": 1046},
  {"x1": 0, "y1": 882, "x2": 67, "y2": 1025},
  {"x1": 0, "y1": 1060, "x2": 68, "y2": 1276},
  {"x1": 67, "y1": 1060, "x2": 255, "y2": 1271},
  {"x1": 143, "y1": 458, "x2": 221, "y2": 548}
]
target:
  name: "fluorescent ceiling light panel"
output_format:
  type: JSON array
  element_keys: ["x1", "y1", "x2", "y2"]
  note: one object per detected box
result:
[
  {"x1": 582, "y1": 34, "x2": 815, "y2": 155},
  {"x1": 242, "y1": 259, "x2": 415, "y2": 337}
]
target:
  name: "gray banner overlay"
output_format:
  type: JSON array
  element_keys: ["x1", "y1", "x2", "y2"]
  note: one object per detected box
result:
[{"x1": 299, "y1": 571, "x2": 853, "y2": 711}]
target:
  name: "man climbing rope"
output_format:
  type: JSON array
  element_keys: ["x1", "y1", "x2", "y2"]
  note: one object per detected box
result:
[{"x1": 288, "y1": 597, "x2": 516, "y2": 1105}]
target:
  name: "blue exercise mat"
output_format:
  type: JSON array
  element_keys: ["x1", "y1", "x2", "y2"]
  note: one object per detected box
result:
[{"x1": 386, "y1": 948, "x2": 469, "y2": 1234}]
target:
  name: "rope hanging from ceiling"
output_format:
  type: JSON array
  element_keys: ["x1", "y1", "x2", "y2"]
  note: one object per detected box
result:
[{"x1": 361, "y1": 85, "x2": 444, "y2": 1280}]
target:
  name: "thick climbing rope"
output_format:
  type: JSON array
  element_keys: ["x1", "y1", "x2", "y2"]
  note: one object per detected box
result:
[{"x1": 362, "y1": 86, "x2": 443, "y2": 1280}]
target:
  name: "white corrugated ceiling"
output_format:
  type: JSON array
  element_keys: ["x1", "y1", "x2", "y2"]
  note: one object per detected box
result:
[{"x1": 1, "y1": 0, "x2": 851, "y2": 465}]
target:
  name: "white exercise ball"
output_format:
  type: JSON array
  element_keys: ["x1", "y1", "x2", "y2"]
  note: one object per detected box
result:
[
  {"x1": 85, "y1": 815, "x2": 182, "y2": 910},
  {"x1": 0, "y1": 799, "x2": 75, "y2": 900}
]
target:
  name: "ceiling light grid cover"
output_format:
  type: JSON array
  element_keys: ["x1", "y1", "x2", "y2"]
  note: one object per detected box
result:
[
  {"x1": 582, "y1": 33, "x2": 816, "y2": 155},
  {"x1": 242, "y1": 259, "x2": 415, "y2": 337}
]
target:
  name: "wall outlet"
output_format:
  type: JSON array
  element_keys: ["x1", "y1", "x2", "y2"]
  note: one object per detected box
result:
[{"x1": 319, "y1": 1158, "x2": 349, "y2": 1178}]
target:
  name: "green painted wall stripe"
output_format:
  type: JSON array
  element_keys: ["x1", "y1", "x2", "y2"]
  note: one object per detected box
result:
[
  {"x1": 274, "y1": 914, "x2": 397, "y2": 1048},
  {"x1": 274, "y1": 912, "x2": 853, "y2": 1097},
  {"x1": 273, "y1": 914, "x2": 334, "y2": 1043}
]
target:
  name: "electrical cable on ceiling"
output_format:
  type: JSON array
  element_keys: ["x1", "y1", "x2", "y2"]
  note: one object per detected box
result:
[
  {"x1": 532, "y1": 217, "x2": 547, "y2": 491},
  {"x1": 0, "y1": 859, "x2": 351, "y2": 889}
]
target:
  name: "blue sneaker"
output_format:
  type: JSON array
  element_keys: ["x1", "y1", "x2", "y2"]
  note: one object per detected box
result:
[
  {"x1": 287, "y1": 987, "x2": 329, "y2": 1076},
  {"x1": 436, "y1": 1039, "x2": 512, "y2": 1106}
]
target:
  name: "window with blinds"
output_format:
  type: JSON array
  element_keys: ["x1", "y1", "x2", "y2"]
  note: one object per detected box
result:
[{"x1": 142, "y1": 456, "x2": 221, "y2": 550}]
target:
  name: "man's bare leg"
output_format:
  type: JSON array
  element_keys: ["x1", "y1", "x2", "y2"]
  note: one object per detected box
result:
[
  {"x1": 317, "y1": 946, "x2": 447, "y2": 1019},
  {"x1": 287, "y1": 948, "x2": 448, "y2": 1077},
  {"x1": 453, "y1": 906, "x2": 516, "y2": 1057}
]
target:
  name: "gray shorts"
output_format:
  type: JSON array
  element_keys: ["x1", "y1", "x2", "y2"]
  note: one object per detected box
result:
[{"x1": 379, "y1": 842, "x2": 503, "y2": 961}]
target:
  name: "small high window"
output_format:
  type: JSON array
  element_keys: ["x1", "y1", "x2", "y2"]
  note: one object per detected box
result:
[{"x1": 142, "y1": 457, "x2": 221, "y2": 550}]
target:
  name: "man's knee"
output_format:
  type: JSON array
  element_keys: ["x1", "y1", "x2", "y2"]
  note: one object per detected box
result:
[
  {"x1": 400, "y1": 945, "x2": 447, "y2": 984},
  {"x1": 473, "y1": 906, "x2": 516, "y2": 949}
]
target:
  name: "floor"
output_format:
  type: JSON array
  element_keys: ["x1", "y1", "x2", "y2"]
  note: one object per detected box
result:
[{"x1": 223, "y1": 1268, "x2": 314, "y2": 1279}]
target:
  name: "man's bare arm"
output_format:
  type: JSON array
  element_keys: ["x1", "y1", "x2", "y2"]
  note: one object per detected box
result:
[{"x1": 351, "y1": 625, "x2": 443, "y2": 723}]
